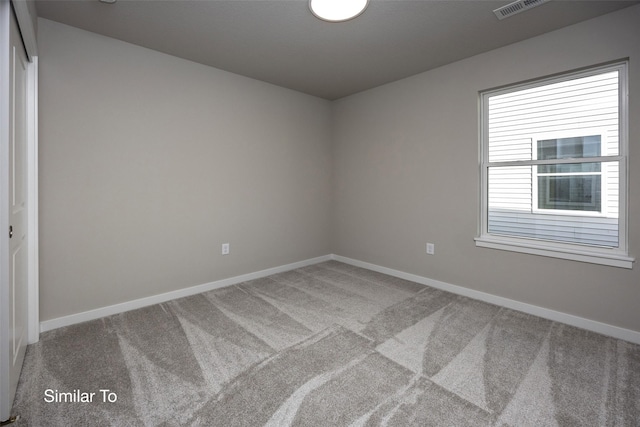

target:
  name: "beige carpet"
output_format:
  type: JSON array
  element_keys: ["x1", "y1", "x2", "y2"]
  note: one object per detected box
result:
[{"x1": 12, "y1": 261, "x2": 640, "y2": 426}]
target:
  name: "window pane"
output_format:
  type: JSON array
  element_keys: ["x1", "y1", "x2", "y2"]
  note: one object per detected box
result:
[
  {"x1": 487, "y1": 71, "x2": 619, "y2": 163},
  {"x1": 487, "y1": 161, "x2": 619, "y2": 247},
  {"x1": 538, "y1": 175, "x2": 601, "y2": 211},
  {"x1": 537, "y1": 135, "x2": 601, "y2": 160},
  {"x1": 488, "y1": 165, "x2": 532, "y2": 213},
  {"x1": 537, "y1": 135, "x2": 601, "y2": 174}
]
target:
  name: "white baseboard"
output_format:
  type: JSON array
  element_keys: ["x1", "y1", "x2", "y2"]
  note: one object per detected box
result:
[
  {"x1": 39, "y1": 255, "x2": 331, "y2": 333},
  {"x1": 331, "y1": 254, "x2": 640, "y2": 345},
  {"x1": 41, "y1": 253, "x2": 640, "y2": 345}
]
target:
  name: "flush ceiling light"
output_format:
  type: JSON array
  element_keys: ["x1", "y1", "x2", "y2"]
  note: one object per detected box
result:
[{"x1": 309, "y1": 0, "x2": 369, "y2": 22}]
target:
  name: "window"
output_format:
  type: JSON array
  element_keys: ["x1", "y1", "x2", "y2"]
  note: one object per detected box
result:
[
  {"x1": 534, "y1": 134, "x2": 603, "y2": 214},
  {"x1": 476, "y1": 62, "x2": 633, "y2": 268}
]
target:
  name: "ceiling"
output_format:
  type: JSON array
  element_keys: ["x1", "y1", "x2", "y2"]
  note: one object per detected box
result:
[{"x1": 34, "y1": 0, "x2": 639, "y2": 100}]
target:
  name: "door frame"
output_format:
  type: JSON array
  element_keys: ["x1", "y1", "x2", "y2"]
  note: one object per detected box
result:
[
  {"x1": 0, "y1": 0, "x2": 38, "y2": 420},
  {"x1": 20, "y1": 3, "x2": 38, "y2": 346}
]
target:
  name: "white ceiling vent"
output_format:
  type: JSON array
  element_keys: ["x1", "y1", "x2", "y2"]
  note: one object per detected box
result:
[{"x1": 493, "y1": 0, "x2": 551, "y2": 20}]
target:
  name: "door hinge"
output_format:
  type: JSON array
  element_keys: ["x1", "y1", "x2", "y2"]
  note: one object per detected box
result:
[{"x1": 9, "y1": 225, "x2": 13, "y2": 239}]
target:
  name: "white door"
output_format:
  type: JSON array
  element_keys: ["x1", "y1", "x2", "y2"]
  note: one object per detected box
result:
[{"x1": 0, "y1": 4, "x2": 28, "y2": 422}]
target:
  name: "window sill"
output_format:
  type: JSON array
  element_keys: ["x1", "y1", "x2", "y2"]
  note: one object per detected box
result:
[{"x1": 475, "y1": 235, "x2": 634, "y2": 269}]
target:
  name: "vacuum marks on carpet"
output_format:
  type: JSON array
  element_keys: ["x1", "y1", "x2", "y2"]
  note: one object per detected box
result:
[{"x1": 12, "y1": 261, "x2": 640, "y2": 426}]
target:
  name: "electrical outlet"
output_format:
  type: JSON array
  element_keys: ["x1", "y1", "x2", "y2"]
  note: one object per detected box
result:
[
  {"x1": 426, "y1": 243, "x2": 435, "y2": 255},
  {"x1": 222, "y1": 243, "x2": 230, "y2": 255}
]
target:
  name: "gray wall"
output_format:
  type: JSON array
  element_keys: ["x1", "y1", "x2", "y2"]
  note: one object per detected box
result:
[
  {"x1": 332, "y1": 6, "x2": 640, "y2": 332},
  {"x1": 40, "y1": 6, "x2": 640, "y2": 334},
  {"x1": 38, "y1": 19, "x2": 333, "y2": 321}
]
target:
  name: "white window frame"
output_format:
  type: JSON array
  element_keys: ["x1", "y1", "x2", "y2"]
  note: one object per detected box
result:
[
  {"x1": 475, "y1": 61, "x2": 634, "y2": 269},
  {"x1": 531, "y1": 129, "x2": 606, "y2": 217}
]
